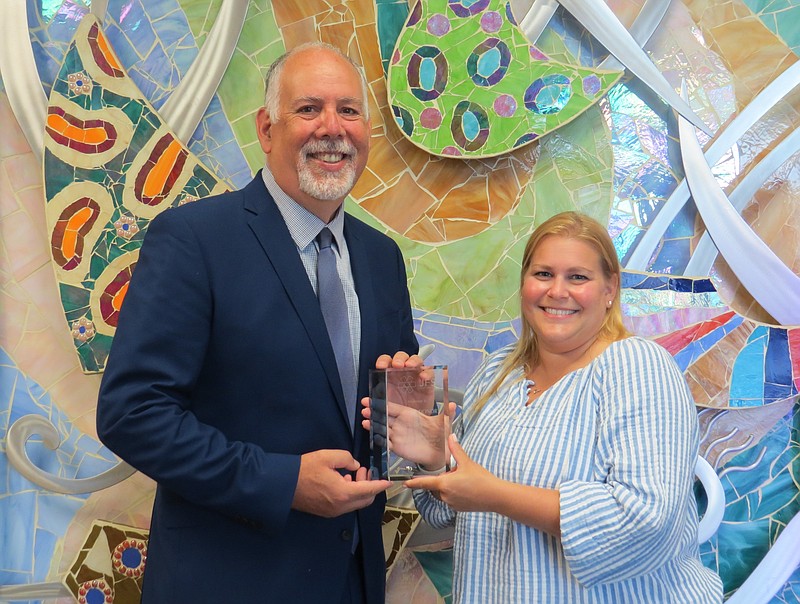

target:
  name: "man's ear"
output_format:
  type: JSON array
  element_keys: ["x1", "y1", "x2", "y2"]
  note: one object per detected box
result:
[{"x1": 255, "y1": 107, "x2": 273, "y2": 154}]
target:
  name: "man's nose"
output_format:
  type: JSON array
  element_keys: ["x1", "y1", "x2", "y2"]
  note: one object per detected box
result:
[{"x1": 315, "y1": 107, "x2": 345, "y2": 137}]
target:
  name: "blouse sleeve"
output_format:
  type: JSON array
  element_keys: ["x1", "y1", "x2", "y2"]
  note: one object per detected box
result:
[
  {"x1": 558, "y1": 338, "x2": 700, "y2": 587},
  {"x1": 412, "y1": 488, "x2": 456, "y2": 529}
]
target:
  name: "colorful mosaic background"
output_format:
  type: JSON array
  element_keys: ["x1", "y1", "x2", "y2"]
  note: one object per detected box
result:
[
  {"x1": 386, "y1": 0, "x2": 622, "y2": 157},
  {"x1": 1, "y1": 0, "x2": 798, "y2": 602}
]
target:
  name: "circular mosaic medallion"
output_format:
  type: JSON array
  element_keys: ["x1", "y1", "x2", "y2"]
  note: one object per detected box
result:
[
  {"x1": 112, "y1": 538, "x2": 147, "y2": 578},
  {"x1": 524, "y1": 74, "x2": 573, "y2": 115},
  {"x1": 77, "y1": 579, "x2": 113, "y2": 604},
  {"x1": 408, "y1": 46, "x2": 448, "y2": 101},
  {"x1": 451, "y1": 101, "x2": 490, "y2": 151},
  {"x1": 467, "y1": 38, "x2": 511, "y2": 87}
]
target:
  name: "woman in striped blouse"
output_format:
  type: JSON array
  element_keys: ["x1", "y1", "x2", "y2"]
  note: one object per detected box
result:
[{"x1": 376, "y1": 212, "x2": 723, "y2": 603}]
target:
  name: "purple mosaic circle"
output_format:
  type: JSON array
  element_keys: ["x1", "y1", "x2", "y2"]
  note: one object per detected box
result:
[
  {"x1": 480, "y1": 11, "x2": 502, "y2": 33},
  {"x1": 427, "y1": 14, "x2": 451, "y2": 36},
  {"x1": 442, "y1": 146, "x2": 462, "y2": 156},
  {"x1": 583, "y1": 74, "x2": 602, "y2": 96},
  {"x1": 420, "y1": 107, "x2": 443, "y2": 129},
  {"x1": 493, "y1": 94, "x2": 517, "y2": 117}
]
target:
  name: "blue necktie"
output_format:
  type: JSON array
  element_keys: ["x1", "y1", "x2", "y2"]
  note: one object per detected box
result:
[{"x1": 316, "y1": 228, "x2": 357, "y2": 433}]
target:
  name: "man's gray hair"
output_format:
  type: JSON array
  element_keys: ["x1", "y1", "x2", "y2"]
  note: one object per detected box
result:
[{"x1": 263, "y1": 42, "x2": 370, "y2": 122}]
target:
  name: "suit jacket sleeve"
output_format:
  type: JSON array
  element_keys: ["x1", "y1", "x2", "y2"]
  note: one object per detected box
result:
[{"x1": 96, "y1": 207, "x2": 299, "y2": 533}]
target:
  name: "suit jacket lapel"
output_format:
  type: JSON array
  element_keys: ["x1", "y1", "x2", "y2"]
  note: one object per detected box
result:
[
  {"x1": 345, "y1": 218, "x2": 376, "y2": 393},
  {"x1": 345, "y1": 215, "x2": 379, "y2": 457},
  {"x1": 243, "y1": 175, "x2": 351, "y2": 432}
]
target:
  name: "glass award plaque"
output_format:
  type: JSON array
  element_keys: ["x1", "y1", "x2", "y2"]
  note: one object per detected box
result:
[{"x1": 369, "y1": 365, "x2": 452, "y2": 481}]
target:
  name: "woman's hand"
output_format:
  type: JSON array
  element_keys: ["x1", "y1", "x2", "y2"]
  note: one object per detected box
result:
[
  {"x1": 407, "y1": 434, "x2": 563, "y2": 536},
  {"x1": 361, "y1": 397, "x2": 453, "y2": 469},
  {"x1": 404, "y1": 434, "x2": 500, "y2": 512}
]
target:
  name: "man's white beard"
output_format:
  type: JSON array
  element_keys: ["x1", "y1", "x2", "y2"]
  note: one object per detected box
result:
[{"x1": 297, "y1": 140, "x2": 358, "y2": 201}]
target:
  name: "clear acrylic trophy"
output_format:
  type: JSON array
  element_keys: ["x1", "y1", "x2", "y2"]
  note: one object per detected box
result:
[{"x1": 369, "y1": 365, "x2": 452, "y2": 481}]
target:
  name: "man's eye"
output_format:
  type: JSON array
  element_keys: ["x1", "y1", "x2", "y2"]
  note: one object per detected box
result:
[{"x1": 298, "y1": 106, "x2": 317, "y2": 113}]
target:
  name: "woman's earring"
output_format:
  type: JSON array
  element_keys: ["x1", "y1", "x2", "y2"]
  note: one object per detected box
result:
[{"x1": 607, "y1": 300, "x2": 612, "y2": 307}]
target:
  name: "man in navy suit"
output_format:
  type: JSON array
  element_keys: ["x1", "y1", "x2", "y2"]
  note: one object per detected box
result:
[{"x1": 96, "y1": 42, "x2": 419, "y2": 603}]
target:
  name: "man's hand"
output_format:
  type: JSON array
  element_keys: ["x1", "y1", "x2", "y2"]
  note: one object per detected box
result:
[
  {"x1": 375, "y1": 350, "x2": 424, "y2": 369},
  {"x1": 291, "y1": 449, "x2": 390, "y2": 517}
]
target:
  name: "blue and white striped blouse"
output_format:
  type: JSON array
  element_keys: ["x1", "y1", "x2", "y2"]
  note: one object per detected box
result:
[{"x1": 414, "y1": 337, "x2": 723, "y2": 603}]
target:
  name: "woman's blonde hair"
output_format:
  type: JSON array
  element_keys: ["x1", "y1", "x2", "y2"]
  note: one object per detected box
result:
[{"x1": 470, "y1": 211, "x2": 629, "y2": 418}]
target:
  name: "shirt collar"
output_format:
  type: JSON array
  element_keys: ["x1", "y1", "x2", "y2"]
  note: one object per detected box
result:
[{"x1": 261, "y1": 164, "x2": 346, "y2": 251}]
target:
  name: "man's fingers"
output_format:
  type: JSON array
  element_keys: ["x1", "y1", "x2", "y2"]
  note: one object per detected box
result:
[
  {"x1": 390, "y1": 351, "x2": 410, "y2": 367},
  {"x1": 374, "y1": 354, "x2": 394, "y2": 369},
  {"x1": 315, "y1": 449, "x2": 360, "y2": 472}
]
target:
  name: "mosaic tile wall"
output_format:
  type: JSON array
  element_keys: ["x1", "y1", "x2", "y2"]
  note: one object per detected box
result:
[{"x1": 1, "y1": 0, "x2": 798, "y2": 602}]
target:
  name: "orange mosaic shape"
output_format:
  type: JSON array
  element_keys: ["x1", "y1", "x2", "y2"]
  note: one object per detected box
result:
[
  {"x1": 87, "y1": 21, "x2": 125, "y2": 78},
  {"x1": 135, "y1": 133, "x2": 189, "y2": 207},
  {"x1": 46, "y1": 107, "x2": 118, "y2": 155},
  {"x1": 51, "y1": 197, "x2": 103, "y2": 272}
]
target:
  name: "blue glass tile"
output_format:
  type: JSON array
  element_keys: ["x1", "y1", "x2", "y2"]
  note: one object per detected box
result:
[
  {"x1": 730, "y1": 327, "x2": 768, "y2": 406},
  {"x1": 765, "y1": 328, "x2": 792, "y2": 388},
  {"x1": 0, "y1": 492, "x2": 37, "y2": 570},
  {"x1": 33, "y1": 527, "x2": 59, "y2": 580},
  {"x1": 670, "y1": 277, "x2": 694, "y2": 292},
  {"x1": 649, "y1": 238, "x2": 689, "y2": 273},
  {"x1": 692, "y1": 279, "x2": 717, "y2": 293},
  {"x1": 148, "y1": 10, "x2": 189, "y2": 50},
  {"x1": 118, "y1": 2, "x2": 157, "y2": 56},
  {"x1": 487, "y1": 329, "x2": 517, "y2": 352}
]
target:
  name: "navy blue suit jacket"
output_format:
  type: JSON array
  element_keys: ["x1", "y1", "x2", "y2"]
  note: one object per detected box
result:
[{"x1": 96, "y1": 174, "x2": 418, "y2": 602}]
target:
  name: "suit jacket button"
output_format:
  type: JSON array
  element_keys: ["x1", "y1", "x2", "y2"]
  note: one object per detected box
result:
[{"x1": 340, "y1": 529, "x2": 353, "y2": 541}]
